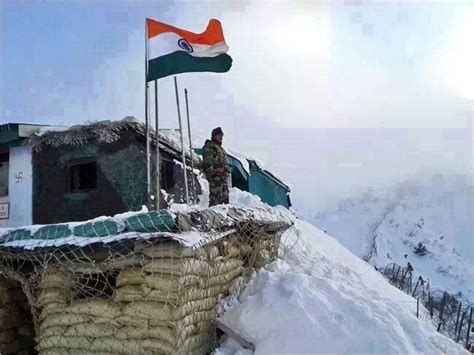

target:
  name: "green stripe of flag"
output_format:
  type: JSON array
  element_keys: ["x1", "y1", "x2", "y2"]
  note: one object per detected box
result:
[{"x1": 147, "y1": 51, "x2": 232, "y2": 81}]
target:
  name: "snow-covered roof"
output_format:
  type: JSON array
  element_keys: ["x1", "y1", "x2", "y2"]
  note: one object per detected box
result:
[
  {"x1": 26, "y1": 117, "x2": 198, "y2": 163},
  {"x1": 0, "y1": 190, "x2": 293, "y2": 253}
]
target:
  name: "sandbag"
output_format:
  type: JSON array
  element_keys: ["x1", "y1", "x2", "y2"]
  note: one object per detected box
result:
[
  {"x1": 116, "y1": 269, "x2": 145, "y2": 287},
  {"x1": 144, "y1": 273, "x2": 200, "y2": 292},
  {"x1": 64, "y1": 323, "x2": 116, "y2": 338},
  {"x1": 91, "y1": 337, "x2": 142, "y2": 353},
  {"x1": 73, "y1": 219, "x2": 122, "y2": 238},
  {"x1": 178, "y1": 310, "x2": 215, "y2": 328},
  {"x1": 179, "y1": 332, "x2": 213, "y2": 352},
  {"x1": 40, "y1": 314, "x2": 90, "y2": 330},
  {"x1": 38, "y1": 287, "x2": 71, "y2": 306},
  {"x1": 33, "y1": 224, "x2": 71, "y2": 240},
  {"x1": 200, "y1": 266, "x2": 243, "y2": 288},
  {"x1": 37, "y1": 335, "x2": 93, "y2": 351},
  {"x1": 142, "y1": 284, "x2": 227, "y2": 304},
  {"x1": 114, "y1": 325, "x2": 175, "y2": 341},
  {"x1": 66, "y1": 300, "x2": 121, "y2": 319},
  {"x1": 114, "y1": 315, "x2": 151, "y2": 328},
  {"x1": 40, "y1": 302, "x2": 66, "y2": 320},
  {"x1": 125, "y1": 210, "x2": 175, "y2": 233},
  {"x1": 139, "y1": 337, "x2": 177, "y2": 354},
  {"x1": 41, "y1": 349, "x2": 111, "y2": 355},
  {"x1": 42, "y1": 269, "x2": 74, "y2": 289},
  {"x1": 176, "y1": 297, "x2": 217, "y2": 319},
  {"x1": 211, "y1": 259, "x2": 243, "y2": 275},
  {"x1": 143, "y1": 258, "x2": 212, "y2": 276},
  {"x1": 37, "y1": 325, "x2": 66, "y2": 339},
  {"x1": 114, "y1": 284, "x2": 148, "y2": 302},
  {"x1": 122, "y1": 301, "x2": 173, "y2": 321},
  {"x1": 137, "y1": 242, "x2": 219, "y2": 260}
]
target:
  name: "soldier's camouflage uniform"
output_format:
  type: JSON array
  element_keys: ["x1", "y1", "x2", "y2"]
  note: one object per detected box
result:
[{"x1": 202, "y1": 139, "x2": 229, "y2": 206}]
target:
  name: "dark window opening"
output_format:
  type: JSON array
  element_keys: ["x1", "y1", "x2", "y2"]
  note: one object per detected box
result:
[
  {"x1": 70, "y1": 161, "x2": 97, "y2": 192},
  {"x1": 0, "y1": 151, "x2": 9, "y2": 197},
  {"x1": 161, "y1": 159, "x2": 174, "y2": 191}
]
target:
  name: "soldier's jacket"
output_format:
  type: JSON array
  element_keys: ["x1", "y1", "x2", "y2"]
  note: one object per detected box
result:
[{"x1": 201, "y1": 139, "x2": 229, "y2": 179}]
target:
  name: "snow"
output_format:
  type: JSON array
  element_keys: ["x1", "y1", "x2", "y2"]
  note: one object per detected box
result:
[
  {"x1": 218, "y1": 218, "x2": 468, "y2": 354},
  {"x1": 226, "y1": 148, "x2": 251, "y2": 175},
  {"x1": 1, "y1": 188, "x2": 288, "y2": 250},
  {"x1": 312, "y1": 176, "x2": 474, "y2": 300},
  {"x1": 36, "y1": 125, "x2": 68, "y2": 136}
]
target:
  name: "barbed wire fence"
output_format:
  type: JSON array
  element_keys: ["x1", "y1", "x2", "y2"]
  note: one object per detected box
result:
[
  {"x1": 0, "y1": 206, "x2": 293, "y2": 354},
  {"x1": 381, "y1": 262, "x2": 473, "y2": 351}
]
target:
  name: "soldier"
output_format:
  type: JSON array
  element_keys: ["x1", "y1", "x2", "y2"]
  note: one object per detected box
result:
[{"x1": 202, "y1": 127, "x2": 229, "y2": 206}]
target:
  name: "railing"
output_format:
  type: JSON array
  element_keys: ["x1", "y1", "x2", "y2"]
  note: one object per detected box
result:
[{"x1": 381, "y1": 262, "x2": 473, "y2": 351}]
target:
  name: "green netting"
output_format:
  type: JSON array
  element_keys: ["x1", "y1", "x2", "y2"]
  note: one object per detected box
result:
[
  {"x1": 125, "y1": 211, "x2": 175, "y2": 233},
  {"x1": 73, "y1": 220, "x2": 122, "y2": 238},
  {"x1": 1, "y1": 229, "x2": 32, "y2": 243},
  {"x1": 33, "y1": 225, "x2": 71, "y2": 240}
]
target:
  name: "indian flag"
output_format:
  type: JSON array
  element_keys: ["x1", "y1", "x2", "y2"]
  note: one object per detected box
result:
[{"x1": 146, "y1": 18, "x2": 232, "y2": 81}]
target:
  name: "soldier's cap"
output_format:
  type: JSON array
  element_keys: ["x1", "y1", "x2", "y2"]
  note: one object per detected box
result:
[{"x1": 211, "y1": 127, "x2": 224, "y2": 137}]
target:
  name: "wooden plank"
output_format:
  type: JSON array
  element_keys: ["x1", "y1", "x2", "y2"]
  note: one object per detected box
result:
[{"x1": 216, "y1": 319, "x2": 256, "y2": 351}]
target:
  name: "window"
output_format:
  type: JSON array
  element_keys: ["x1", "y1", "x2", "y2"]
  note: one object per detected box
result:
[
  {"x1": 0, "y1": 151, "x2": 9, "y2": 197},
  {"x1": 69, "y1": 161, "x2": 97, "y2": 192},
  {"x1": 161, "y1": 159, "x2": 174, "y2": 191}
]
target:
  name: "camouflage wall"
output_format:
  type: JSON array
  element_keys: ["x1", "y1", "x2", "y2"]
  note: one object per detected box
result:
[{"x1": 33, "y1": 130, "x2": 200, "y2": 224}]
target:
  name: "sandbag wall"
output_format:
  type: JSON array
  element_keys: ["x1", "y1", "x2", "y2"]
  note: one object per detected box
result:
[
  {"x1": 0, "y1": 276, "x2": 36, "y2": 354},
  {"x1": 35, "y1": 239, "x2": 246, "y2": 354}
]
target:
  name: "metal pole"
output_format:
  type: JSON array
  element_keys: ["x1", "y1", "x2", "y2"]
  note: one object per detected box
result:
[
  {"x1": 412, "y1": 278, "x2": 420, "y2": 297},
  {"x1": 184, "y1": 88, "x2": 196, "y2": 203},
  {"x1": 438, "y1": 292, "x2": 447, "y2": 332},
  {"x1": 145, "y1": 20, "x2": 151, "y2": 209},
  {"x1": 455, "y1": 302, "x2": 462, "y2": 335},
  {"x1": 416, "y1": 297, "x2": 419, "y2": 319},
  {"x1": 154, "y1": 80, "x2": 160, "y2": 211},
  {"x1": 173, "y1": 76, "x2": 190, "y2": 204},
  {"x1": 457, "y1": 311, "x2": 466, "y2": 342},
  {"x1": 466, "y1": 307, "x2": 472, "y2": 349}
]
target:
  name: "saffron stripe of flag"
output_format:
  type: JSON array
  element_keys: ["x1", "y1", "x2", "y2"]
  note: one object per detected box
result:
[{"x1": 146, "y1": 18, "x2": 232, "y2": 81}]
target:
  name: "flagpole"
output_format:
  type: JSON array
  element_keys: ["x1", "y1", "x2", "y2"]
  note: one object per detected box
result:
[
  {"x1": 154, "y1": 80, "x2": 160, "y2": 211},
  {"x1": 184, "y1": 88, "x2": 196, "y2": 203},
  {"x1": 173, "y1": 76, "x2": 190, "y2": 205},
  {"x1": 145, "y1": 19, "x2": 151, "y2": 210}
]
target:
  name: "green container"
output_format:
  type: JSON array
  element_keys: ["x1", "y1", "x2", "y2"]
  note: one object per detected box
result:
[
  {"x1": 73, "y1": 220, "x2": 121, "y2": 238},
  {"x1": 33, "y1": 225, "x2": 71, "y2": 240},
  {"x1": 2, "y1": 228, "x2": 32, "y2": 243},
  {"x1": 125, "y1": 210, "x2": 175, "y2": 233}
]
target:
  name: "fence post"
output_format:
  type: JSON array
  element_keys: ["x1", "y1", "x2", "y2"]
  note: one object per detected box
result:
[
  {"x1": 455, "y1": 301, "x2": 462, "y2": 336},
  {"x1": 412, "y1": 278, "x2": 420, "y2": 296},
  {"x1": 417, "y1": 297, "x2": 419, "y2": 319},
  {"x1": 428, "y1": 292, "x2": 433, "y2": 318},
  {"x1": 457, "y1": 311, "x2": 466, "y2": 343},
  {"x1": 437, "y1": 292, "x2": 447, "y2": 332},
  {"x1": 393, "y1": 266, "x2": 400, "y2": 285},
  {"x1": 465, "y1": 307, "x2": 472, "y2": 349}
]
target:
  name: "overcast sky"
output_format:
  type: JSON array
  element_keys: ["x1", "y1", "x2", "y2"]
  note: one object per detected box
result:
[{"x1": 1, "y1": 0, "x2": 473, "y2": 219}]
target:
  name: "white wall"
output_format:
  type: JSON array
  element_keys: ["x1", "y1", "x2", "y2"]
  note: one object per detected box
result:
[{"x1": 0, "y1": 146, "x2": 33, "y2": 228}]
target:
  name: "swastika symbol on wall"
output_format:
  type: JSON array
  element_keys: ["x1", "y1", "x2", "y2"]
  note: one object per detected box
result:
[{"x1": 15, "y1": 172, "x2": 23, "y2": 183}]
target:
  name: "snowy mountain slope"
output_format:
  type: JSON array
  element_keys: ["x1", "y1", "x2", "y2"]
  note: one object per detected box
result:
[
  {"x1": 312, "y1": 175, "x2": 474, "y2": 300},
  {"x1": 219, "y1": 218, "x2": 467, "y2": 354}
]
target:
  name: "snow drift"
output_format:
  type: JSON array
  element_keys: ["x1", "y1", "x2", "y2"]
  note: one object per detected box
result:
[{"x1": 218, "y1": 190, "x2": 467, "y2": 354}]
